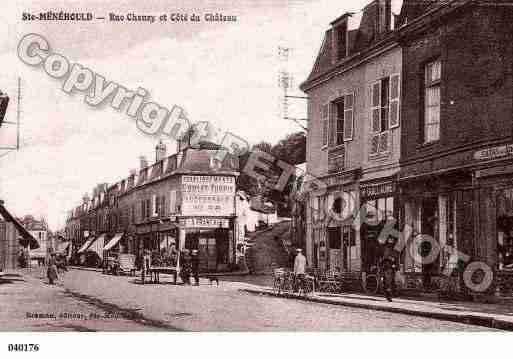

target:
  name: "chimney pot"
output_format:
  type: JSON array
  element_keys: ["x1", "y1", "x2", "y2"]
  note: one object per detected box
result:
[
  {"x1": 140, "y1": 155, "x2": 148, "y2": 169},
  {"x1": 156, "y1": 140, "x2": 167, "y2": 162}
]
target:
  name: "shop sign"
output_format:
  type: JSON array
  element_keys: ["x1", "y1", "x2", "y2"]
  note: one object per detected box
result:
[
  {"x1": 361, "y1": 181, "x2": 395, "y2": 198},
  {"x1": 181, "y1": 175, "x2": 235, "y2": 216},
  {"x1": 181, "y1": 218, "x2": 230, "y2": 229},
  {"x1": 474, "y1": 144, "x2": 513, "y2": 161}
]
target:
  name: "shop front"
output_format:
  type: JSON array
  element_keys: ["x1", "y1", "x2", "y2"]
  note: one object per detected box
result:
[
  {"x1": 308, "y1": 170, "x2": 360, "y2": 274},
  {"x1": 474, "y1": 155, "x2": 513, "y2": 296},
  {"x1": 359, "y1": 178, "x2": 397, "y2": 275},
  {"x1": 399, "y1": 170, "x2": 475, "y2": 291},
  {"x1": 180, "y1": 217, "x2": 234, "y2": 272}
]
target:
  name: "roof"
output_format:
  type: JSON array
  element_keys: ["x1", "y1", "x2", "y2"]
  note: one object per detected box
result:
[
  {"x1": 302, "y1": 0, "x2": 457, "y2": 90},
  {"x1": 0, "y1": 203, "x2": 39, "y2": 249}
]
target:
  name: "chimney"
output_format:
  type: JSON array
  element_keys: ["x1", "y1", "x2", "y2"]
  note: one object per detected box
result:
[
  {"x1": 139, "y1": 155, "x2": 148, "y2": 169},
  {"x1": 377, "y1": 0, "x2": 391, "y2": 35},
  {"x1": 155, "y1": 140, "x2": 167, "y2": 162}
]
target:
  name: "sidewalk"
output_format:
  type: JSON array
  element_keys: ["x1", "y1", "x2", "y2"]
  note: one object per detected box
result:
[{"x1": 241, "y1": 285, "x2": 513, "y2": 331}]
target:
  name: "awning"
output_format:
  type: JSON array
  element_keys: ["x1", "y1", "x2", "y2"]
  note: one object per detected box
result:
[
  {"x1": 88, "y1": 234, "x2": 105, "y2": 258},
  {"x1": 103, "y1": 233, "x2": 124, "y2": 251},
  {"x1": 0, "y1": 203, "x2": 39, "y2": 249},
  {"x1": 77, "y1": 237, "x2": 95, "y2": 254}
]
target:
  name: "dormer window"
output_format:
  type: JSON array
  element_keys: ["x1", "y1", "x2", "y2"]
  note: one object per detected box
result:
[
  {"x1": 336, "y1": 23, "x2": 347, "y2": 60},
  {"x1": 330, "y1": 14, "x2": 351, "y2": 63}
]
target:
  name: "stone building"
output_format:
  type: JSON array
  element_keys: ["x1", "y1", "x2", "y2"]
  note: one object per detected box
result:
[
  {"x1": 300, "y1": 0, "x2": 401, "y2": 276},
  {"x1": 66, "y1": 141, "x2": 240, "y2": 272},
  {"x1": 0, "y1": 200, "x2": 39, "y2": 270},
  {"x1": 396, "y1": 0, "x2": 513, "y2": 293}
]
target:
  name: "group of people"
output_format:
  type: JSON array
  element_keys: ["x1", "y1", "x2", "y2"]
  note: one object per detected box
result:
[{"x1": 140, "y1": 248, "x2": 200, "y2": 286}]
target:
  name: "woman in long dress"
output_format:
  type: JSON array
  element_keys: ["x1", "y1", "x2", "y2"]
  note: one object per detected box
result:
[{"x1": 47, "y1": 253, "x2": 59, "y2": 285}]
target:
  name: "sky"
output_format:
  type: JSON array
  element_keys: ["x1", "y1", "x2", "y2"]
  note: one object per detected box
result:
[{"x1": 0, "y1": 0, "x2": 403, "y2": 230}]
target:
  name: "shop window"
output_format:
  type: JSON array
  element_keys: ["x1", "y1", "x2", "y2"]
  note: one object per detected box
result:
[
  {"x1": 423, "y1": 59, "x2": 441, "y2": 143},
  {"x1": 497, "y1": 188, "x2": 513, "y2": 269}
]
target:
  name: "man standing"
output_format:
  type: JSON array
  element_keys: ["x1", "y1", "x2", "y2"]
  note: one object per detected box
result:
[
  {"x1": 293, "y1": 248, "x2": 307, "y2": 292},
  {"x1": 380, "y1": 238, "x2": 398, "y2": 302},
  {"x1": 191, "y1": 250, "x2": 200, "y2": 286}
]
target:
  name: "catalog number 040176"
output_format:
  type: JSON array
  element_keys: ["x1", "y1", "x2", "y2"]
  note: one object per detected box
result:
[{"x1": 8, "y1": 344, "x2": 40, "y2": 352}]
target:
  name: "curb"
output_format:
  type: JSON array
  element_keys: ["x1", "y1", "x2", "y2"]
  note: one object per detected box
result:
[
  {"x1": 240, "y1": 288, "x2": 513, "y2": 331},
  {"x1": 69, "y1": 266, "x2": 250, "y2": 277}
]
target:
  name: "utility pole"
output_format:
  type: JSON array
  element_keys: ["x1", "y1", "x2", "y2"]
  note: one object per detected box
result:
[{"x1": 277, "y1": 46, "x2": 308, "y2": 131}]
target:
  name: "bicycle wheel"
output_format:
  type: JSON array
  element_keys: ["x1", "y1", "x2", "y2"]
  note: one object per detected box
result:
[
  {"x1": 272, "y1": 277, "x2": 281, "y2": 294},
  {"x1": 364, "y1": 274, "x2": 379, "y2": 294},
  {"x1": 302, "y1": 278, "x2": 314, "y2": 297}
]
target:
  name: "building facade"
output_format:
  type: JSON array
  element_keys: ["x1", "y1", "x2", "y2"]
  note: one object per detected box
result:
[
  {"x1": 396, "y1": 0, "x2": 513, "y2": 293},
  {"x1": 0, "y1": 201, "x2": 39, "y2": 270},
  {"x1": 301, "y1": 0, "x2": 401, "y2": 276},
  {"x1": 65, "y1": 141, "x2": 240, "y2": 272}
]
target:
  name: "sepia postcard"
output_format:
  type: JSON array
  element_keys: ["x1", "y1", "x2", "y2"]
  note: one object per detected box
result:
[{"x1": 1, "y1": 1, "x2": 513, "y2": 352}]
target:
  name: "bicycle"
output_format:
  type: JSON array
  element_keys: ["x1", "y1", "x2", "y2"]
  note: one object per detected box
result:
[
  {"x1": 295, "y1": 274, "x2": 315, "y2": 297},
  {"x1": 363, "y1": 266, "x2": 381, "y2": 295}
]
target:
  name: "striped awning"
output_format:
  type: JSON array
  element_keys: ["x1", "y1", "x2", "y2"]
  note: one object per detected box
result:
[
  {"x1": 77, "y1": 237, "x2": 95, "y2": 254},
  {"x1": 103, "y1": 233, "x2": 123, "y2": 251},
  {"x1": 88, "y1": 234, "x2": 105, "y2": 258}
]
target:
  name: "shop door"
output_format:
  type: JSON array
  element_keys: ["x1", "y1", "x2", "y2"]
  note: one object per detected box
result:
[
  {"x1": 420, "y1": 198, "x2": 440, "y2": 285},
  {"x1": 216, "y1": 229, "x2": 229, "y2": 271},
  {"x1": 207, "y1": 237, "x2": 217, "y2": 271},
  {"x1": 198, "y1": 237, "x2": 209, "y2": 271},
  {"x1": 327, "y1": 227, "x2": 341, "y2": 273},
  {"x1": 497, "y1": 188, "x2": 513, "y2": 269}
]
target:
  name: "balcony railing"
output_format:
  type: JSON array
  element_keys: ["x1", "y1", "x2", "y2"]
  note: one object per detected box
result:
[{"x1": 328, "y1": 146, "x2": 345, "y2": 173}]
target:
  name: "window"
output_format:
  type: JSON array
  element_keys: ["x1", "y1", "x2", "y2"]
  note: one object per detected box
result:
[
  {"x1": 328, "y1": 93, "x2": 355, "y2": 147},
  {"x1": 370, "y1": 75, "x2": 400, "y2": 155},
  {"x1": 156, "y1": 195, "x2": 166, "y2": 217},
  {"x1": 424, "y1": 59, "x2": 441, "y2": 143},
  {"x1": 321, "y1": 104, "x2": 329, "y2": 147}
]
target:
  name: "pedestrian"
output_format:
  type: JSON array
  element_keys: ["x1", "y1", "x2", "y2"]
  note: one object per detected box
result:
[
  {"x1": 191, "y1": 249, "x2": 200, "y2": 286},
  {"x1": 293, "y1": 248, "x2": 307, "y2": 292},
  {"x1": 180, "y1": 249, "x2": 191, "y2": 285},
  {"x1": 379, "y1": 238, "x2": 398, "y2": 302},
  {"x1": 47, "y1": 253, "x2": 59, "y2": 285}
]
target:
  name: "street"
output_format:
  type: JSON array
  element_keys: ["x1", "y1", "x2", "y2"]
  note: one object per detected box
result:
[{"x1": 0, "y1": 269, "x2": 490, "y2": 331}]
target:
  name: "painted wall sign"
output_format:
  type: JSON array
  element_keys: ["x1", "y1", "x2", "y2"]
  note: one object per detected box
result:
[
  {"x1": 361, "y1": 181, "x2": 396, "y2": 198},
  {"x1": 474, "y1": 144, "x2": 513, "y2": 161},
  {"x1": 181, "y1": 218, "x2": 230, "y2": 229},
  {"x1": 181, "y1": 175, "x2": 235, "y2": 216}
]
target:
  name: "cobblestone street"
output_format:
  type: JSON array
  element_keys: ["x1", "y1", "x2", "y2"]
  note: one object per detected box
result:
[{"x1": 0, "y1": 269, "x2": 491, "y2": 331}]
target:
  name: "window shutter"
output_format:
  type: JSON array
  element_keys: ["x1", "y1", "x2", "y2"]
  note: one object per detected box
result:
[
  {"x1": 328, "y1": 103, "x2": 336, "y2": 147},
  {"x1": 389, "y1": 74, "x2": 400, "y2": 129},
  {"x1": 370, "y1": 82, "x2": 381, "y2": 155},
  {"x1": 321, "y1": 104, "x2": 329, "y2": 146},
  {"x1": 343, "y1": 93, "x2": 354, "y2": 141},
  {"x1": 371, "y1": 82, "x2": 381, "y2": 133},
  {"x1": 169, "y1": 190, "x2": 176, "y2": 214}
]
